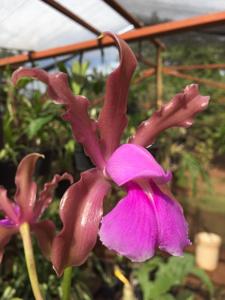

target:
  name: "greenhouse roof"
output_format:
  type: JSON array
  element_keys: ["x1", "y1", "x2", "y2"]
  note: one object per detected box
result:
[
  {"x1": 0, "y1": 0, "x2": 134, "y2": 51},
  {"x1": 1, "y1": 0, "x2": 225, "y2": 66},
  {"x1": 120, "y1": 0, "x2": 225, "y2": 22}
]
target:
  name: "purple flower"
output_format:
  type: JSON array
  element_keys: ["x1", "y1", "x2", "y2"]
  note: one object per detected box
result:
[
  {"x1": 99, "y1": 143, "x2": 189, "y2": 261},
  {"x1": 0, "y1": 153, "x2": 73, "y2": 262},
  {"x1": 12, "y1": 32, "x2": 210, "y2": 276}
]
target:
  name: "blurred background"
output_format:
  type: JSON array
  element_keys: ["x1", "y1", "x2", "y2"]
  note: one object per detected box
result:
[{"x1": 0, "y1": 1, "x2": 225, "y2": 299}]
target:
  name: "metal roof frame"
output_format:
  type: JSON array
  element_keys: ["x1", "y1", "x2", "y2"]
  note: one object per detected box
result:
[
  {"x1": 1, "y1": 11, "x2": 225, "y2": 67},
  {"x1": 0, "y1": 0, "x2": 142, "y2": 58},
  {"x1": 40, "y1": 0, "x2": 101, "y2": 36},
  {"x1": 102, "y1": 0, "x2": 143, "y2": 28},
  {"x1": 0, "y1": 0, "x2": 164, "y2": 66}
]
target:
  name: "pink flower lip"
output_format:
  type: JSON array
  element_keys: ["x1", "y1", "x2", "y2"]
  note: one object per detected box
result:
[
  {"x1": 99, "y1": 144, "x2": 190, "y2": 261},
  {"x1": 105, "y1": 143, "x2": 172, "y2": 186}
]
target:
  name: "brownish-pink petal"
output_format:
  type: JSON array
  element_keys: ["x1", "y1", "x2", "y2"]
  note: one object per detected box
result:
[
  {"x1": 0, "y1": 187, "x2": 18, "y2": 224},
  {"x1": 0, "y1": 225, "x2": 17, "y2": 263},
  {"x1": 32, "y1": 220, "x2": 55, "y2": 260},
  {"x1": 14, "y1": 153, "x2": 44, "y2": 222},
  {"x1": 12, "y1": 68, "x2": 105, "y2": 169},
  {"x1": 33, "y1": 173, "x2": 73, "y2": 220},
  {"x1": 98, "y1": 32, "x2": 137, "y2": 159},
  {"x1": 51, "y1": 168, "x2": 110, "y2": 276},
  {"x1": 130, "y1": 84, "x2": 210, "y2": 147}
]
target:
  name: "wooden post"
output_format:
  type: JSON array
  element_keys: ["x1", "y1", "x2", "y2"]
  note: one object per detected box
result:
[{"x1": 155, "y1": 45, "x2": 163, "y2": 108}]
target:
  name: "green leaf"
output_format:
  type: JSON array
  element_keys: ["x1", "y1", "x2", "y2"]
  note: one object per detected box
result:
[
  {"x1": 133, "y1": 254, "x2": 213, "y2": 300},
  {"x1": 157, "y1": 294, "x2": 176, "y2": 300},
  {"x1": 72, "y1": 61, "x2": 89, "y2": 76},
  {"x1": 2, "y1": 286, "x2": 16, "y2": 300},
  {"x1": 176, "y1": 289, "x2": 194, "y2": 300},
  {"x1": 27, "y1": 115, "x2": 55, "y2": 139},
  {"x1": 191, "y1": 267, "x2": 214, "y2": 296},
  {"x1": 133, "y1": 257, "x2": 163, "y2": 300},
  {"x1": 71, "y1": 81, "x2": 81, "y2": 94}
]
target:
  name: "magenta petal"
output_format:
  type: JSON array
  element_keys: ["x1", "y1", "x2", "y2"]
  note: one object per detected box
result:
[
  {"x1": 130, "y1": 84, "x2": 210, "y2": 147},
  {"x1": 0, "y1": 225, "x2": 17, "y2": 263},
  {"x1": 14, "y1": 153, "x2": 44, "y2": 221},
  {"x1": 32, "y1": 220, "x2": 55, "y2": 260},
  {"x1": 150, "y1": 182, "x2": 191, "y2": 256},
  {"x1": 51, "y1": 169, "x2": 110, "y2": 276},
  {"x1": 98, "y1": 32, "x2": 137, "y2": 159},
  {"x1": 106, "y1": 144, "x2": 171, "y2": 186},
  {"x1": 33, "y1": 172, "x2": 73, "y2": 220},
  {"x1": 12, "y1": 68, "x2": 105, "y2": 169},
  {"x1": 99, "y1": 183, "x2": 157, "y2": 261},
  {"x1": 0, "y1": 218, "x2": 15, "y2": 227}
]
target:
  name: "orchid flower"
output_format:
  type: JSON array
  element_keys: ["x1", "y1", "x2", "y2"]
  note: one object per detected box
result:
[
  {"x1": 0, "y1": 153, "x2": 73, "y2": 262},
  {"x1": 12, "y1": 32, "x2": 210, "y2": 276}
]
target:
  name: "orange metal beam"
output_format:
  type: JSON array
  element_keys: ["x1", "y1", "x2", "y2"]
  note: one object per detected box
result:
[
  {"x1": 102, "y1": 0, "x2": 165, "y2": 49},
  {"x1": 136, "y1": 66, "x2": 225, "y2": 90},
  {"x1": 1, "y1": 11, "x2": 225, "y2": 67},
  {"x1": 40, "y1": 0, "x2": 101, "y2": 36},
  {"x1": 134, "y1": 68, "x2": 156, "y2": 84},
  {"x1": 163, "y1": 67, "x2": 225, "y2": 90},
  {"x1": 168, "y1": 63, "x2": 225, "y2": 71},
  {"x1": 135, "y1": 55, "x2": 225, "y2": 72}
]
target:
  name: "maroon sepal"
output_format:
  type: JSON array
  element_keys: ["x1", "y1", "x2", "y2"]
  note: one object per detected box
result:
[
  {"x1": 98, "y1": 32, "x2": 137, "y2": 159},
  {"x1": 130, "y1": 84, "x2": 210, "y2": 147},
  {"x1": 12, "y1": 68, "x2": 105, "y2": 169},
  {"x1": 51, "y1": 168, "x2": 110, "y2": 276}
]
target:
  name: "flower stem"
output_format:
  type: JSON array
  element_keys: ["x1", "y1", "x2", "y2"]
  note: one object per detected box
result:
[
  {"x1": 19, "y1": 222, "x2": 44, "y2": 300},
  {"x1": 61, "y1": 267, "x2": 73, "y2": 300}
]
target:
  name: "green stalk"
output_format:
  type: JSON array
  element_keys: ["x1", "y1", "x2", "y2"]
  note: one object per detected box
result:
[
  {"x1": 61, "y1": 267, "x2": 73, "y2": 300},
  {"x1": 19, "y1": 222, "x2": 44, "y2": 300}
]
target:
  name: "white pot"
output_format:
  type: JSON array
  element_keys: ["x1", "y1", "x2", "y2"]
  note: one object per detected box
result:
[{"x1": 195, "y1": 232, "x2": 222, "y2": 271}]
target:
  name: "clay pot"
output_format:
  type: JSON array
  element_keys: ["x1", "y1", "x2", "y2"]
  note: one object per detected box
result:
[{"x1": 195, "y1": 232, "x2": 222, "y2": 271}]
